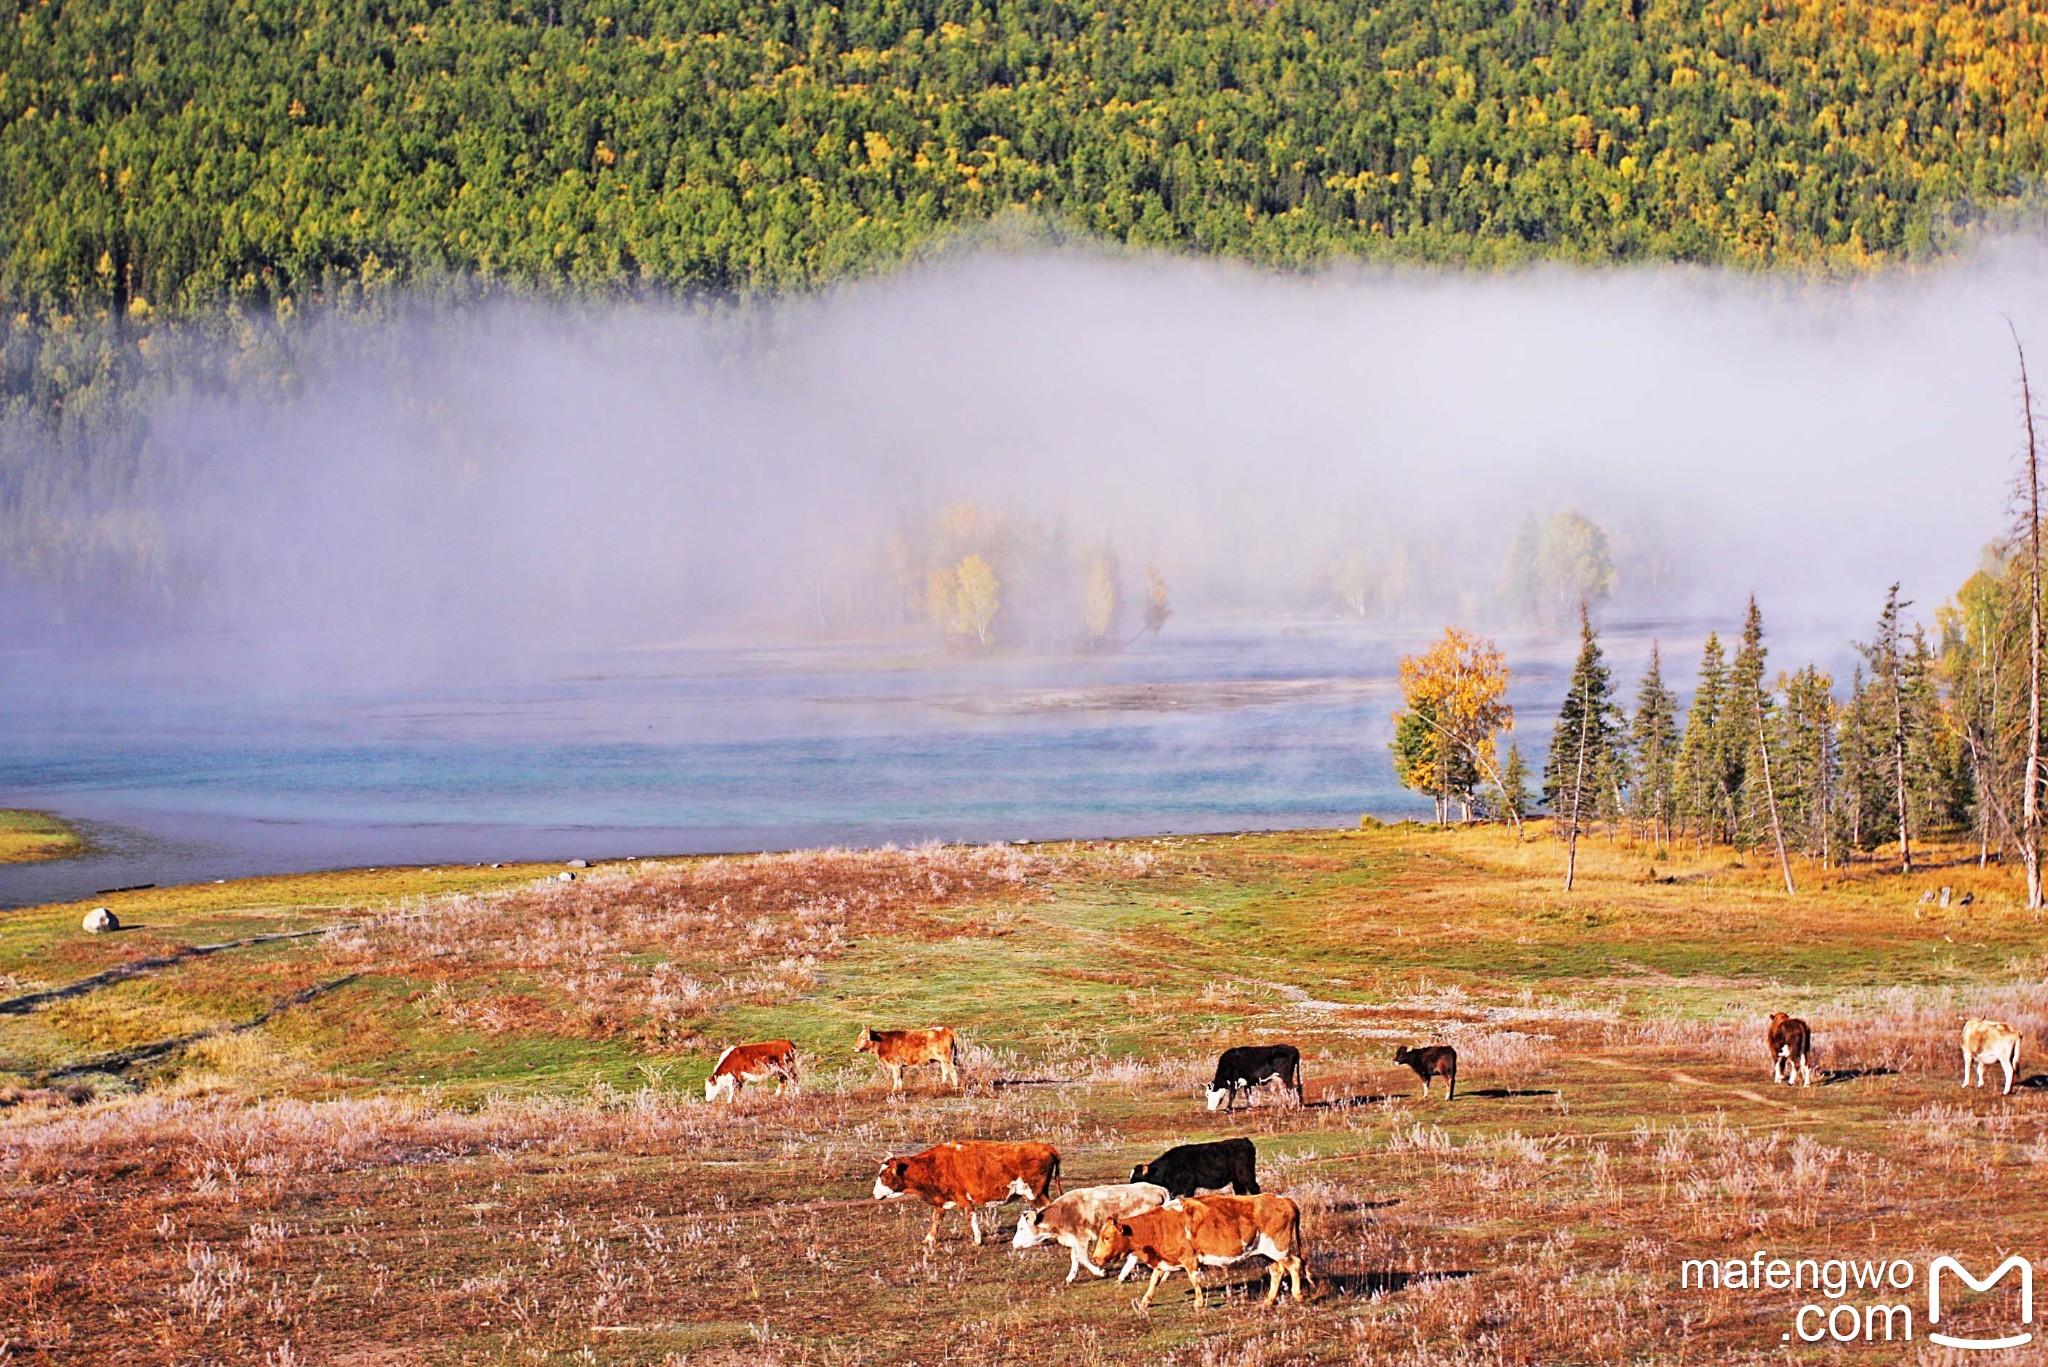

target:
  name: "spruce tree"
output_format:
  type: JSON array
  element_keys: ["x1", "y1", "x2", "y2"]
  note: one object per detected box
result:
[
  {"x1": 1630, "y1": 642, "x2": 1681, "y2": 850},
  {"x1": 1500, "y1": 743, "x2": 1531, "y2": 827},
  {"x1": 1674, "y1": 633, "x2": 1728, "y2": 848},
  {"x1": 1777, "y1": 665, "x2": 1840, "y2": 865},
  {"x1": 1545, "y1": 603, "x2": 1622, "y2": 889}
]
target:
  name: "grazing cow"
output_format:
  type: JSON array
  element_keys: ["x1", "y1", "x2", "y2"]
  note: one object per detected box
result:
[
  {"x1": 1012, "y1": 1182, "x2": 1170, "y2": 1283},
  {"x1": 1962, "y1": 1018, "x2": 2024, "y2": 1095},
  {"x1": 872, "y1": 1140, "x2": 1061, "y2": 1244},
  {"x1": 1767, "y1": 1012, "x2": 1814, "y2": 1086},
  {"x1": 1130, "y1": 1138, "x2": 1258, "y2": 1198},
  {"x1": 704, "y1": 1039, "x2": 798, "y2": 1102},
  {"x1": 855, "y1": 1026, "x2": 961, "y2": 1091},
  {"x1": 1205, "y1": 1044, "x2": 1305, "y2": 1112},
  {"x1": 1088, "y1": 1193, "x2": 1308, "y2": 1310},
  {"x1": 1393, "y1": 1045, "x2": 1458, "y2": 1100}
]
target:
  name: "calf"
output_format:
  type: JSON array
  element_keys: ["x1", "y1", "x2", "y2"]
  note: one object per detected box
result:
[
  {"x1": 1205, "y1": 1044, "x2": 1305, "y2": 1112},
  {"x1": 855, "y1": 1025, "x2": 960, "y2": 1092},
  {"x1": 1012, "y1": 1182, "x2": 1169, "y2": 1283},
  {"x1": 873, "y1": 1140, "x2": 1061, "y2": 1244},
  {"x1": 1962, "y1": 1018, "x2": 2023, "y2": 1095},
  {"x1": 1767, "y1": 1012, "x2": 1813, "y2": 1086},
  {"x1": 704, "y1": 1040, "x2": 798, "y2": 1103},
  {"x1": 1089, "y1": 1193, "x2": 1308, "y2": 1310},
  {"x1": 1130, "y1": 1138, "x2": 1258, "y2": 1198},
  {"x1": 1393, "y1": 1045, "x2": 1458, "y2": 1100}
]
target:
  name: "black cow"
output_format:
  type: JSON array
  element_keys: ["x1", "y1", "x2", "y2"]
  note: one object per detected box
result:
[
  {"x1": 1205, "y1": 1043, "x2": 1304, "y2": 1112},
  {"x1": 1393, "y1": 1044, "x2": 1458, "y2": 1100},
  {"x1": 1129, "y1": 1138, "x2": 1259, "y2": 1198}
]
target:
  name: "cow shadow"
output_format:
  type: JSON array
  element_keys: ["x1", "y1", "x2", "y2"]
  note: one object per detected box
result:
[
  {"x1": 1306, "y1": 1092, "x2": 1398, "y2": 1110},
  {"x1": 2011, "y1": 1073, "x2": 2048, "y2": 1090},
  {"x1": 1314, "y1": 1268, "x2": 1478, "y2": 1300},
  {"x1": 1318, "y1": 1197, "x2": 1400, "y2": 1215},
  {"x1": 1456, "y1": 1087, "x2": 1557, "y2": 1100},
  {"x1": 1818, "y1": 1067, "x2": 1897, "y2": 1086},
  {"x1": 989, "y1": 1077, "x2": 1066, "y2": 1090}
]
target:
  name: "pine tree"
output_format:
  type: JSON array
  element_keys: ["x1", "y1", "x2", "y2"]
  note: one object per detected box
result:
[
  {"x1": 1544, "y1": 603, "x2": 1622, "y2": 890},
  {"x1": 1859, "y1": 585, "x2": 1916, "y2": 872},
  {"x1": 1674, "y1": 633, "x2": 1728, "y2": 848},
  {"x1": 1500, "y1": 742, "x2": 1531, "y2": 827},
  {"x1": 1777, "y1": 665, "x2": 1840, "y2": 865},
  {"x1": 1629, "y1": 642, "x2": 1681, "y2": 850},
  {"x1": 1722, "y1": 597, "x2": 1794, "y2": 890}
]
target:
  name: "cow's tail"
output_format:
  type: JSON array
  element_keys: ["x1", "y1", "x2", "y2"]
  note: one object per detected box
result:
[
  {"x1": 1295, "y1": 1055, "x2": 1307, "y2": 1108},
  {"x1": 1046, "y1": 1151, "x2": 1064, "y2": 1200}
]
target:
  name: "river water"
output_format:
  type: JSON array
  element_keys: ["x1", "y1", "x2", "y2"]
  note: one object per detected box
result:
[{"x1": 0, "y1": 618, "x2": 1704, "y2": 908}]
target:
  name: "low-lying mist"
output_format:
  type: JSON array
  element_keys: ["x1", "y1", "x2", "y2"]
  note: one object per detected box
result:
[{"x1": 9, "y1": 239, "x2": 2048, "y2": 695}]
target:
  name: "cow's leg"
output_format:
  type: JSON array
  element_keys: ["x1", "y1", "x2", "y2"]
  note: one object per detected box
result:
[
  {"x1": 1963, "y1": 1049, "x2": 1972, "y2": 1088},
  {"x1": 1066, "y1": 1248, "x2": 1084, "y2": 1284},
  {"x1": 1186, "y1": 1263, "x2": 1207, "y2": 1310},
  {"x1": 889, "y1": 1063, "x2": 904, "y2": 1093},
  {"x1": 1288, "y1": 1254, "x2": 1306, "y2": 1301},
  {"x1": 969, "y1": 1209, "x2": 983, "y2": 1245},
  {"x1": 1799, "y1": 1056, "x2": 1812, "y2": 1087},
  {"x1": 1137, "y1": 1265, "x2": 1170, "y2": 1310},
  {"x1": 2003, "y1": 1055, "x2": 2016, "y2": 1095},
  {"x1": 1117, "y1": 1253, "x2": 1140, "y2": 1283},
  {"x1": 1447, "y1": 1071, "x2": 1456, "y2": 1101},
  {"x1": 926, "y1": 1207, "x2": 944, "y2": 1245}
]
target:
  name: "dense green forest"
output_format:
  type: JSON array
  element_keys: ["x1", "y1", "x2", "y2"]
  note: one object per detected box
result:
[{"x1": 4, "y1": 0, "x2": 2046, "y2": 320}]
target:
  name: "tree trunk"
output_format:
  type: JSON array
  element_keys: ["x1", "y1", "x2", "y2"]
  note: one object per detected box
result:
[
  {"x1": 2018, "y1": 327, "x2": 2044, "y2": 910},
  {"x1": 1564, "y1": 689, "x2": 1591, "y2": 892},
  {"x1": 1755, "y1": 694, "x2": 1795, "y2": 895}
]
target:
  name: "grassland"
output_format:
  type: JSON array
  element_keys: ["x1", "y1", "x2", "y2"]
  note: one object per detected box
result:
[
  {"x1": 5, "y1": 824, "x2": 2048, "y2": 1364},
  {"x1": 0, "y1": 809, "x2": 83, "y2": 864}
]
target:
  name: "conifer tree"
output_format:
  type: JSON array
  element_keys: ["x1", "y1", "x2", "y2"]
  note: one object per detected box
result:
[
  {"x1": 1630, "y1": 642, "x2": 1681, "y2": 850},
  {"x1": 1859, "y1": 585, "x2": 1917, "y2": 872},
  {"x1": 1776, "y1": 665, "x2": 1840, "y2": 865},
  {"x1": 1724, "y1": 597, "x2": 1795, "y2": 891},
  {"x1": 1500, "y1": 743, "x2": 1531, "y2": 828},
  {"x1": 1674, "y1": 633, "x2": 1728, "y2": 848},
  {"x1": 1545, "y1": 603, "x2": 1622, "y2": 890}
]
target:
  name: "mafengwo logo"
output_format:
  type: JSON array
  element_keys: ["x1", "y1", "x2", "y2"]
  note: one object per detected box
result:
[{"x1": 1680, "y1": 1251, "x2": 2033, "y2": 1348}]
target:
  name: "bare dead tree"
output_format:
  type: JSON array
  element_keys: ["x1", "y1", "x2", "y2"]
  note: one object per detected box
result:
[
  {"x1": 2012, "y1": 320, "x2": 2044, "y2": 911},
  {"x1": 1755, "y1": 690, "x2": 1796, "y2": 894}
]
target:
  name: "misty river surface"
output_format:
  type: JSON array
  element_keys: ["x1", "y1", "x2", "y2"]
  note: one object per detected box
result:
[{"x1": 0, "y1": 620, "x2": 1672, "y2": 908}]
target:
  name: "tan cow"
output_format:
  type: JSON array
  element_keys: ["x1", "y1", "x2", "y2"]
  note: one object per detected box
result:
[
  {"x1": 1012, "y1": 1182, "x2": 1170, "y2": 1283},
  {"x1": 1963, "y1": 1018, "x2": 2024, "y2": 1095},
  {"x1": 704, "y1": 1040, "x2": 798, "y2": 1102},
  {"x1": 855, "y1": 1025, "x2": 960, "y2": 1091},
  {"x1": 872, "y1": 1140, "x2": 1062, "y2": 1244},
  {"x1": 1089, "y1": 1193, "x2": 1309, "y2": 1310},
  {"x1": 1767, "y1": 1012, "x2": 1814, "y2": 1087}
]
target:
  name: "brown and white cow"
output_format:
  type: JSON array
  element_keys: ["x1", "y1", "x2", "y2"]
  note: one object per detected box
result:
[
  {"x1": 855, "y1": 1025, "x2": 960, "y2": 1091},
  {"x1": 1089, "y1": 1193, "x2": 1309, "y2": 1310},
  {"x1": 1011, "y1": 1182, "x2": 1170, "y2": 1283},
  {"x1": 872, "y1": 1140, "x2": 1061, "y2": 1244},
  {"x1": 1963, "y1": 1018, "x2": 2024, "y2": 1095},
  {"x1": 704, "y1": 1040, "x2": 799, "y2": 1102},
  {"x1": 1767, "y1": 1012, "x2": 1814, "y2": 1087}
]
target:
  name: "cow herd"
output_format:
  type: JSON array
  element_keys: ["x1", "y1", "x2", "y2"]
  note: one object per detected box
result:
[
  {"x1": 1764, "y1": 1012, "x2": 2029, "y2": 1095},
  {"x1": 695, "y1": 1009, "x2": 2034, "y2": 1312}
]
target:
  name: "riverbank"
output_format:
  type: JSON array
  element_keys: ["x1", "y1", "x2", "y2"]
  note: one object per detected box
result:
[{"x1": 0, "y1": 810, "x2": 82, "y2": 866}]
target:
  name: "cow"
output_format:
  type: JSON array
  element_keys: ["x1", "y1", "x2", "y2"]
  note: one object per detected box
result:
[
  {"x1": 1962, "y1": 1018, "x2": 2024, "y2": 1095},
  {"x1": 855, "y1": 1026, "x2": 960, "y2": 1092},
  {"x1": 1130, "y1": 1138, "x2": 1258, "y2": 1198},
  {"x1": 1012, "y1": 1182, "x2": 1170, "y2": 1283},
  {"x1": 872, "y1": 1140, "x2": 1061, "y2": 1244},
  {"x1": 1205, "y1": 1044, "x2": 1305, "y2": 1112},
  {"x1": 1767, "y1": 1012, "x2": 1814, "y2": 1087},
  {"x1": 1088, "y1": 1193, "x2": 1308, "y2": 1310},
  {"x1": 703, "y1": 1040, "x2": 798, "y2": 1103},
  {"x1": 1393, "y1": 1044, "x2": 1458, "y2": 1100}
]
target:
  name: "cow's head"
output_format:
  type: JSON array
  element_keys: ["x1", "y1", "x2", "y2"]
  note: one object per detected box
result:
[
  {"x1": 1203, "y1": 1083, "x2": 1233, "y2": 1112},
  {"x1": 873, "y1": 1157, "x2": 911, "y2": 1200},
  {"x1": 704, "y1": 1073, "x2": 737, "y2": 1103},
  {"x1": 854, "y1": 1027, "x2": 877, "y2": 1055},
  {"x1": 1392, "y1": 1046, "x2": 1420, "y2": 1067},
  {"x1": 1767, "y1": 1012, "x2": 1789, "y2": 1029},
  {"x1": 1089, "y1": 1219, "x2": 1136, "y2": 1267},
  {"x1": 1128, "y1": 1161, "x2": 1151, "y2": 1184},
  {"x1": 1010, "y1": 1207, "x2": 1048, "y2": 1249}
]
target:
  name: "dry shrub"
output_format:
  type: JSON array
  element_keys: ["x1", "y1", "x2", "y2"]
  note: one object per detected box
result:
[{"x1": 1448, "y1": 1030, "x2": 1556, "y2": 1091}]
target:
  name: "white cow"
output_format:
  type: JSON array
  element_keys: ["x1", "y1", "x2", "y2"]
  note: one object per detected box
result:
[
  {"x1": 1962, "y1": 1018, "x2": 2024, "y2": 1096},
  {"x1": 1011, "y1": 1182, "x2": 1170, "y2": 1283}
]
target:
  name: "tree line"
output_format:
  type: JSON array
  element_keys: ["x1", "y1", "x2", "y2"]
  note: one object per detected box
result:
[{"x1": 1393, "y1": 337, "x2": 2048, "y2": 899}]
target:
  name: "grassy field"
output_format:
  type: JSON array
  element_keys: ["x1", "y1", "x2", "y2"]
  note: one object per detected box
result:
[
  {"x1": 0, "y1": 809, "x2": 84, "y2": 864},
  {"x1": 4, "y1": 824, "x2": 2048, "y2": 1364}
]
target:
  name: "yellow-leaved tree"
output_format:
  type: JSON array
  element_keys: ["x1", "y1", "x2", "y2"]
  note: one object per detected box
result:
[
  {"x1": 949, "y1": 553, "x2": 1001, "y2": 647},
  {"x1": 1079, "y1": 543, "x2": 1121, "y2": 649},
  {"x1": 1390, "y1": 627, "x2": 1517, "y2": 828}
]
